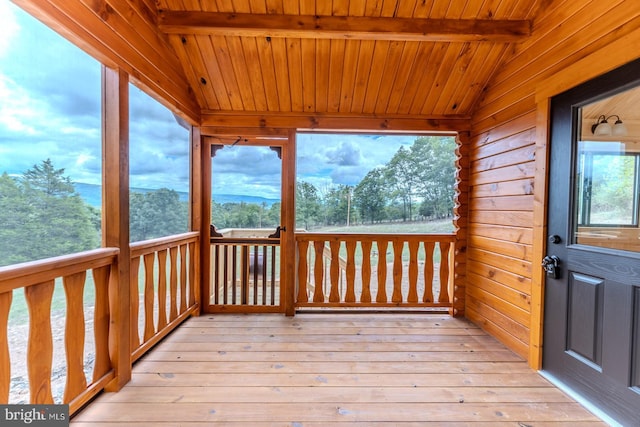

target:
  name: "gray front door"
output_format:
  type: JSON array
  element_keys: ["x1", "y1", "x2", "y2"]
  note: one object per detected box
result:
[{"x1": 544, "y1": 59, "x2": 640, "y2": 426}]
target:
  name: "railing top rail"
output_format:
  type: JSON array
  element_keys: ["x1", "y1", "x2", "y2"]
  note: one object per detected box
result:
[
  {"x1": 210, "y1": 237, "x2": 280, "y2": 246},
  {"x1": 0, "y1": 247, "x2": 119, "y2": 293},
  {"x1": 295, "y1": 233, "x2": 456, "y2": 243},
  {"x1": 130, "y1": 231, "x2": 200, "y2": 258}
]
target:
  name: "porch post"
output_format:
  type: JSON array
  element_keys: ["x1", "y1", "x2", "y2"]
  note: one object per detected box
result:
[
  {"x1": 190, "y1": 127, "x2": 203, "y2": 315},
  {"x1": 282, "y1": 130, "x2": 297, "y2": 316},
  {"x1": 452, "y1": 131, "x2": 470, "y2": 317},
  {"x1": 200, "y1": 137, "x2": 213, "y2": 312},
  {"x1": 102, "y1": 66, "x2": 131, "y2": 390}
]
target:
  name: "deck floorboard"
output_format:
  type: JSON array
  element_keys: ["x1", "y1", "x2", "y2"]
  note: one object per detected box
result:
[{"x1": 72, "y1": 313, "x2": 605, "y2": 425}]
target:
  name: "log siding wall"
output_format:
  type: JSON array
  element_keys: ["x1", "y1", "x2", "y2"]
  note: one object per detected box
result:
[{"x1": 468, "y1": 0, "x2": 640, "y2": 363}]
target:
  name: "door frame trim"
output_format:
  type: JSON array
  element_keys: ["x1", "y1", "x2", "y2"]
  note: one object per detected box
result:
[
  {"x1": 200, "y1": 133, "x2": 295, "y2": 314},
  {"x1": 531, "y1": 36, "x2": 640, "y2": 369}
]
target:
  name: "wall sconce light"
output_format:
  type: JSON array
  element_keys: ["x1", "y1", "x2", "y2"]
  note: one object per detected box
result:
[{"x1": 591, "y1": 115, "x2": 628, "y2": 136}]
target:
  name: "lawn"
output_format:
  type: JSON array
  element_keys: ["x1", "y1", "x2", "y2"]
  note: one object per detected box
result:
[{"x1": 312, "y1": 218, "x2": 455, "y2": 234}]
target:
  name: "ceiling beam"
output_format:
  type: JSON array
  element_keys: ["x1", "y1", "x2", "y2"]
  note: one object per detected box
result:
[
  {"x1": 201, "y1": 111, "x2": 470, "y2": 133},
  {"x1": 159, "y1": 11, "x2": 531, "y2": 43}
]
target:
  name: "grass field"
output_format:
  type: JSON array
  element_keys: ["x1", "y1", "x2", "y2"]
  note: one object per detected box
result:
[{"x1": 312, "y1": 219, "x2": 455, "y2": 234}]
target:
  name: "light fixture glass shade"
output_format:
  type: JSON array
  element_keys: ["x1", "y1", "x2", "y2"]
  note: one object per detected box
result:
[
  {"x1": 594, "y1": 122, "x2": 612, "y2": 135},
  {"x1": 612, "y1": 120, "x2": 627, "y2": 136}
]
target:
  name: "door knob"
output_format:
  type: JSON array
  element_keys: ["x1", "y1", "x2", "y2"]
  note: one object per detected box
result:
[{"x1": 542, "y1": 255, "x2": 561, "y2": 279}]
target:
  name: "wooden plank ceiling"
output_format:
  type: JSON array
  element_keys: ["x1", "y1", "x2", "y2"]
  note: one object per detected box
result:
[{"x1": 154, "y1": 0, "x2": 541, "y2": 128}]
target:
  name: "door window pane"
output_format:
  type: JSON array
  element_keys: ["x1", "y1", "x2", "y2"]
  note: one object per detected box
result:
[
  {"x1": 576, "y1": 149, "x2": 637, "y2": 226},
  {"x1": 574, "y1": 88, "x2": 640, "y2": 253}
]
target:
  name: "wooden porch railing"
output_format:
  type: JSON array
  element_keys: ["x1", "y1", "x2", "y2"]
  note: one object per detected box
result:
[
  {"x1": 130, "y1": 232, "x2": 200, "y2": 362},
  {"x1": 210, "y1": 238, "x2": 281, "y2": 311},
  {"x1": 0, "y1": 232, "x2": 201, "y2": 415},
  {"x1": 0, "y1": 248, "x2": 118, "y2": 413},
  {"x1": 296, "y1": 233, "x2": 455, "y2": 309}
]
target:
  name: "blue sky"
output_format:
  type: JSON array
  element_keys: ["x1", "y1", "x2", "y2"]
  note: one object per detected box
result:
[
  {"x1": 0, "y1": 1, "x2": 417, "y2": 200},
  {"x1": 212, "y1": 133, "x2": 416, "y2": 199}
]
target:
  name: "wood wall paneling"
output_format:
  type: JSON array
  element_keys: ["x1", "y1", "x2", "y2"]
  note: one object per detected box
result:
[
  {"x1": 468, "y1": 0, "x2": 640, "y2": 368},
  {"x1": 475, "y1": 2, "x2": 640, "y2": 131},
  {"x1": 470, "y1": 205, "x2": 533, "y2": 224},
  {"x1": 470, "y1": 223, "x2": 533, "y2": 245},
  {"x1": 468, "y1": 247, "x2": 532, "y2": 279}
]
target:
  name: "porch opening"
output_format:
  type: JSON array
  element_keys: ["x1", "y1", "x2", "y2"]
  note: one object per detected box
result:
[{"x1": 206, "y1": 132, "x2": 462, "y2": 313}]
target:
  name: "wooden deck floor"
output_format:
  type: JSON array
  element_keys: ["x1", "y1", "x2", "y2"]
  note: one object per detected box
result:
[{"x1": 72, "y1": 313, "x2": 605, "y2": 426}]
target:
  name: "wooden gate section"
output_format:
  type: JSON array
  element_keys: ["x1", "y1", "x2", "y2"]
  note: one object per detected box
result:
[
  {"x1": 295, "y1": 233, "x2": 455, "y2": 310},
  {"x1": 210, "y1": 236, "x2": 282, "y2": 313}
]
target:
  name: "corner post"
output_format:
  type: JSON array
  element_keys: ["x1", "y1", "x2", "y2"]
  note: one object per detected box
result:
[
  {"x1": 452, "y1": 131, "x2": 470, "y2": 317},
  {"x1": 102, "y1": 66, "x2": 131, "y2": 390}
]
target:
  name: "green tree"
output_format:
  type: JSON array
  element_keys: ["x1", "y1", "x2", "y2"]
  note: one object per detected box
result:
[
  {"x1": 590, "y1": 154, "x2": 636, "y2": 223},
  {"x1": 0, "y1": 173, "x2": 35, "y2": 265},
  {"x1": 267, "y1": 202, "x2": 281, "y2": 228},
  {"x1": 0, "y1": 161, "x2": 100, "y2": 266},
  {"x1": 411, "y1": 136, "x2": 456, "y2": 219},
  {"x1": 23, "y1": 160, "x2": 99, "y2": 259},
  {"x1": 211, "y1": 200, "x2": 229, "y2": 229},
  {"x1": 385, "y1": 146, "x2": 420, "y2": 221},
  {"x1": 130, "y1": 188, "x2": 188, "y2": 242},
  {"x1": 353, "y1": 168, "x2": 387, "y2": 223},
  {"x1": 211, "y1": 201, "x2": 280, "y2": 230},
  {"x1": 21, "y1": 158, "x2": 74, "y2": 196},
  {"x1": 322, "y1": 185, "x2": 353, "y2": 226},
  {"x1": 296, "y1": 180, "x2": 321, "y2": 230}
]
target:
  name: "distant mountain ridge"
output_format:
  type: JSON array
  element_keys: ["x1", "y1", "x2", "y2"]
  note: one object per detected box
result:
[
  {"x1": 211, "y1": 194, "x2": 280, "y2": 206},
  {"x1": 73, "y1": 182, "x2": 279, "y2": 207}
]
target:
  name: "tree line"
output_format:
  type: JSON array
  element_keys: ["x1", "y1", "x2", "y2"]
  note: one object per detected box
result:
[
  {"x1": 1, "y1": 137, "x2": 455, "y2": 265},
  {"x1": 211, "y1": 136, "x2": 456, "y2": 231},
  {"x1": 0, "y1": 160, "x2": 101, "y2": 266},
  {"x1": 0, "y1": 159, "x2": 189, "y2": 266},
  {"x1": 296, "y1": 136, "x2": 456, "y2": 230}
]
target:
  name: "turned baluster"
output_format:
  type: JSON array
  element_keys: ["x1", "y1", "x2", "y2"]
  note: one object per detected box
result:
[
  {"x1": 423, "y1": 242, "x2": 435, "y2": 303},
  {"x1": 297, "y1": 240, "x2": 309, "y2": 303},
  {"x1": 25, "y1": 281, "x2": 55, "y2": 404},
  {"x1": 407, "y1": 240, "x2": 419, "y2": 303},
  {"x1": 63, "y1": 272, "x2": 87, "y2": 403}
]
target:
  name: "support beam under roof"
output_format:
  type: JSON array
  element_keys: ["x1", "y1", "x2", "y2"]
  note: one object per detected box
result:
[
  {"x1": 201, "y1": 111, "x2": 469, "y2": 133},
  {"x1": 159, "y1": 11, "x2": 531, "y2": 43}
]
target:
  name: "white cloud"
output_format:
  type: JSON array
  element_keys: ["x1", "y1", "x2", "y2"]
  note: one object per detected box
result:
[
  {"x1": 0, "y1": 1, "x2": 20, "y2": 57},
  {"x1": 75, "y1": 153, "x2": 94, "y2": 167},
  {"x1": 326, "y1": 141, "x2": 362, "y2": 166},
  {"x1": 0, "y1": 75, "x2": 41, "y2": 134}
]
